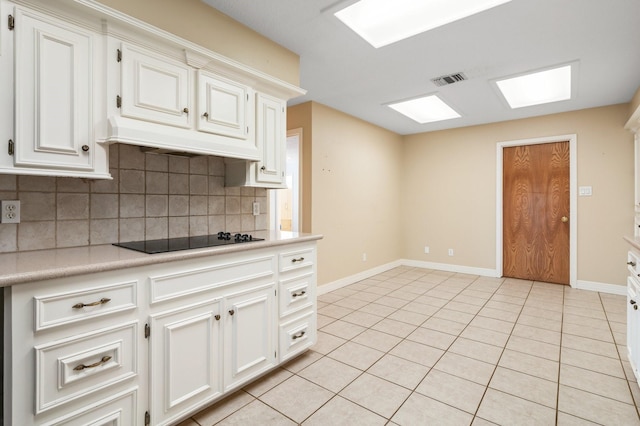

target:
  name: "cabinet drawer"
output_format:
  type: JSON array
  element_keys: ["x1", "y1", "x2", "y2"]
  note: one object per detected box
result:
[
  {"x1": 629, "y1": 251, "x2": 640, "y2": 277},
  {"x1": 42, "y1": 388, "x2": 137, "y2": 426},
  {"x1": 35, "y1": 322, "x2": 138, "y2": 414},
  {"x1": 279, "y1": 247, "x2": 315, "y2": 274},
  {"x1": 34, "y1": 281, "x2": 137, "y2": 331},
  {"x1": 279, "y1": 272, "x2": 314, "y2": 318},
  {"x1": 149, "y1": 255, "x2": 275, "y2": 304},
  {"x1": 279, "y1": 311, "x2": 315, "y2": 362}
]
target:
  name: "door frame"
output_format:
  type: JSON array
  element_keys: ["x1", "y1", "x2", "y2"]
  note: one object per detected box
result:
[
  {"x1": 269, "y1": 128, "x2": 303, "y2": 232},
  {"x1": 495, "y1": 134, "x2": 578, "y2": 286}
]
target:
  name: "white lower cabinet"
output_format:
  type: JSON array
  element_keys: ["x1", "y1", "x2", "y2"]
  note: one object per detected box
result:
[
  {"x1": 627, "y1": 254, "x2": 640, "y2": 381},
  {"x1": 149, "y1": 299, "x2": 223, "y2": 426},
  {"x1": 5, "y1": 241, "x2": 317, "y2": 426},
  {"x1": 223, "y1": 283, "x2": 277, "y2": 391}
]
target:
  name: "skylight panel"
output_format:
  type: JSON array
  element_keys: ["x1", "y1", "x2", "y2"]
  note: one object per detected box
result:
[
  {"x1": 496, "y1": 65, "x2": 572, "y2": 109},
  {"x1": 388, "y1": 95, "x2": 461, "y2": 124},
  {"x1": 335, "y1": 0, "x2": 512, "y2": 48}
]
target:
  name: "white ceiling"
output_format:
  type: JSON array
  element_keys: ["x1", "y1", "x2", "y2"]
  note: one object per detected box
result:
[{"x1": 202, "y1": 0, "x2": 640, "y2": 135}]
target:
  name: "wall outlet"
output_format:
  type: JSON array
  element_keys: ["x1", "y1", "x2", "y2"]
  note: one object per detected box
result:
[
  {"x1": 424, "y1": 246, "x2": 430, "y2": 254},
  {"x1": 252, "y1": 201, "x2": 260, "y2": 216},
  {"x1": 448, "y1": 248, "x2": 454, "y2": 256},
  {"x1": 1, "y1": 200, "x2": 20, "y2": 223},
  {"x1": 362, "y1": 253, "x2": 367, "y2": 262}
]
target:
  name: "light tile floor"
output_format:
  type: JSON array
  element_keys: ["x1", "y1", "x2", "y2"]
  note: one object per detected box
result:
[{"x1": 179, "y1": 266, "x2": 640, "y2": 425}]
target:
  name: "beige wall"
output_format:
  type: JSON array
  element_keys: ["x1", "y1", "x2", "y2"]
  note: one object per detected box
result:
[
  {"x1": 305, "y1": 103, "x2": 404, "y2": 285},
  {"x1": 96, "y1": 0, "x2": 300, "y2": 85},
  {"x1": 403, "y1": 104, "x2": 634, "y2": 287}
]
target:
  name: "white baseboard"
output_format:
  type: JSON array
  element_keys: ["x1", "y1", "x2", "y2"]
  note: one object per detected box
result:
[
  {"x1": 400, "y1": 259, "x2": 501, "y2": 278},
  {"x1": 574, "y1": 280, "x2": 626, "y2": 296},
  {"x1": 317, "y1": 260, "x2": 403, "y2": 295},
  {"x1": 317, "y1": 259, "x2": 625, "y2": 296}
]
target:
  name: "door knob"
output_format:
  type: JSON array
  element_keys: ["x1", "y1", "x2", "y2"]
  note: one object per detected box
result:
[{"x1": 561, "y1": 216, "x2": 568, "y2": 223}]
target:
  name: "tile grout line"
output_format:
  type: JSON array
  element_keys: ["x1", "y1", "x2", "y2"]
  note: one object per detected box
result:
[{"x1": 469, "y1": 277, "x2": 533, "y2": 423}]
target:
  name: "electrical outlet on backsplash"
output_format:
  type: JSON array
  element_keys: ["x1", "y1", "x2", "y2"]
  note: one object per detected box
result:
[{"x1": 0, "y1": 144, "x2": 268, "y2": 253}]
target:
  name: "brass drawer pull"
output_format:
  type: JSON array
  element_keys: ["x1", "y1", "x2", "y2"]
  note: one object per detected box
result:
[
  {"x1": 292, "y1": 290, "x2": 306, "y2": 298},
  {"x1": 291, "y1": 257, "x2": 305, "y2": 263},
  {"x1": 73, "y1": 355, "x2": 112, "y2": 371},
  {"x1": 292, "y1": 331, "x2": 306, "y2": 340},
  {"x1": 72, "y1": 298, "x2": 111, "y2": 309}
]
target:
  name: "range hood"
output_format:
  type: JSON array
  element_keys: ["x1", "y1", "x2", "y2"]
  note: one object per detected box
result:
[{"x1": 103, "y1": 116, "x2": 262, "y2": 160}]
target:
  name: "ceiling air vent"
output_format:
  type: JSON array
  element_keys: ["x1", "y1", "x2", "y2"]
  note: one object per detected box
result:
[{"x1": 431, "y1": 72, "x2": 468, "y2": 87}]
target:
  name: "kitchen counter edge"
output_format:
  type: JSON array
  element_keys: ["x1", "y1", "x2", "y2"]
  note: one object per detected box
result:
[
  {"x1": 625, "y1": 235, "x2": 640, "y2": 251},
  {"x1": 0, "y1": 232, "x2": 323, "y2": 287}
]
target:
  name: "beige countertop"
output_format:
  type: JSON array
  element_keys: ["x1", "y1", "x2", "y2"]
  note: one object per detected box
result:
[
  {"x1": 0, "y1": 231, "x2": 322, "y2": 287},
  {"x1": 625, "y1": 235, "x2": 640, "y2": 251}
]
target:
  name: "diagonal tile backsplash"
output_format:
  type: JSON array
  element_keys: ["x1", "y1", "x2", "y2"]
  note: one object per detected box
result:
[{"x1": 0, "y1": 144, "x2": 268, "y2": 253}]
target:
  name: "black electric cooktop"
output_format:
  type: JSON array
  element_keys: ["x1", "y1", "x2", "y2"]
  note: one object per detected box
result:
[{"x1": 114, "y1": 232, "x2": 264, "y2": 254}]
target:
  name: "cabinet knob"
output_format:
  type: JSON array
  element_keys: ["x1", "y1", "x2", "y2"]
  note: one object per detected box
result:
[
  {"x1": 203, "y1": 112, "x2": 209, "y2": 118},
  {"x1": 81, "y1": 145, "x2": 90, "y2": 152},
  {"x1": 260, "y1": 166, "x2": 266, "y2": 171},
  {"x1": 631, "y1": 300, "x2": 636, "y2": 305},
  {"x1": 215, "y1": 314, "x2": 220, "y2": 321},
  {"x1": 183, "y1": 107, "x2": 189, "y2": 114},
  {"x1": 629, "y1": 261, "x2": 637, "y2": 267},
  {"x1": 229, "y1": 309, "x2": 235, "y2": 316}
]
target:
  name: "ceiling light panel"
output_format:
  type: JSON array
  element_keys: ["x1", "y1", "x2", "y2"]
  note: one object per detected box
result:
[
  {"x1": 335, "y1": 0, "x2": 512, "y2": 48},
  {"x1": 388, "y1": 95, "x2": 461, "y2": 124},
  {"x1": 496, "y1": 65, "x2": 572, "y2": 109}
]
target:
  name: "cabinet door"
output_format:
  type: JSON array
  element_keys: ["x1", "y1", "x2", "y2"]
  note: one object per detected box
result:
[
  {"x1": 14, "y1": 8, "x2": 94, "y2": 171},
  {"x1": 224, "y1": 283, "x2": 276, "y2": 391},
  {"x1": 120, "y1": 44, "x2": 191, "y2": 128},
  {"x1": 255, "y1": 93, "x2": 286, "y2": 184},
  {"x1": 198, "y1": 71, "x2": 252, "y2": 139},
  {"x1": 149, "y1": 299, "x2": 223, "y2": 426},
  {"x1": 628, "y1": 276, "x2": 640, "y2": 380}
]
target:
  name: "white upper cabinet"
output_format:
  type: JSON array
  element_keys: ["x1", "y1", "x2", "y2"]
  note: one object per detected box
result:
[
  {"x1": 0, "y1": 0, "x2": 305, "y2": 184},
  {"x1": 120, "y1": 44, "x2": 192, "y2": 129},
  {"x1": 256, "y1": 93, "x2": 286, "y2": 184},
  {"x1": 1, "y1": 5, "x2": 110, "y2": 178},
  {"x1": 108, "y1": 42, "x2": 263, "y2": 161},
  {"x1": 225, "y1": 93, "x2": 287, "y2": 188},
  {"x1": 197, "y1": 70, "x2": 253, "y2": 140}
]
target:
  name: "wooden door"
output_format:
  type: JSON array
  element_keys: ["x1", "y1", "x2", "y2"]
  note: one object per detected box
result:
[{"x1": 503, "y1": 141, "x2": 570, "y2": 284}]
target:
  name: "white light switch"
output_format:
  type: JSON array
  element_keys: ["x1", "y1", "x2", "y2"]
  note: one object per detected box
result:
[{"x1": 579, "y1": 186, "x2": 592, "y2": 196}]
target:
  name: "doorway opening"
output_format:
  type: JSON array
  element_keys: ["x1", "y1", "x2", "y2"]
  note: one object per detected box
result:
[
  {"x1": 272, "y1": 128, "x2": 302, "y2": 232},
  {"x1": 496, "y1": 134, "x2": 577, "y2": 286}
]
